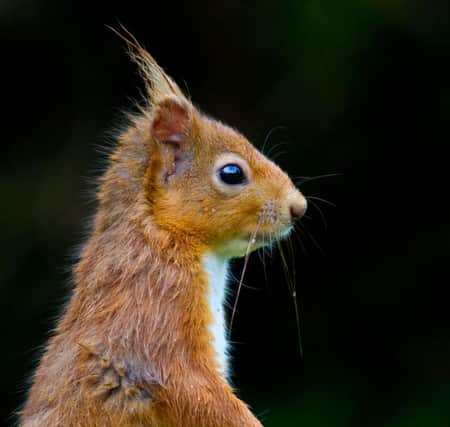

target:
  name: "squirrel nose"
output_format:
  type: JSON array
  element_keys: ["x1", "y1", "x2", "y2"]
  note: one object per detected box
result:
[{"x1": 290, "y1": 198, "x2": 307, "y2": 221}]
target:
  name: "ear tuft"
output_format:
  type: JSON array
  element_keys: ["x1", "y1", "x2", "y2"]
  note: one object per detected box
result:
[
  {"x1": 152, "y1": 96, "x2": 191, "y2": 145},
  {"x1": 109, "y1": 25, "x2": 186, "y2": 102}
]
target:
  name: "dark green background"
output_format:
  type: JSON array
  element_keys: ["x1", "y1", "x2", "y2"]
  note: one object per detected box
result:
[{"x1": 1, "y1": 1, "x2": 449, "y2": 425}]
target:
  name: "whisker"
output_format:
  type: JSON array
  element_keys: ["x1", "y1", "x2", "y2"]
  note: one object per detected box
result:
[
  {"x1": 257, "y1": 247, "x2": 269, "y2": 286},
  {"x1": 229, "y1": 220, "x2": 262, "y2": 337},
  {"x1": 262, "y1": 234, "x2": 270, "y2": 285},
  {"x1": 287, "y1": 235, "x2": 297, "y2": 286},
  {"x1": 229, "y1": 270, "x2": 259, "y2": 291},
  {"x1": 292, "y1": 227, "x2": 308, "y2": 256},
  {"x1": 270, "y1": 150, "x2": 288, "y2": 162},
  {"x1": 307, "y1": 198, "x2": 328, "y2": 229},
  {"x1": 261, "y1": 126, "x2": 286, "y2": 156},
  {"x1": 277, "y1": 240, "x2": 303, "y2": 357},
  {"x1": 297, "y1": 223, "x2": 325, "y2": 256},
  {"x1": 276, "y1": 241, "x2": 293, "y2": 295},
  {"x1": 266, "y1": 142, "x2": 288, "y2": 160},
  {"x1": 269, "y1": 231, "x2": 275, "y2": 258},
  {"x1": 306, "y1": 195, "x2": 336, "y2": 208},
  {"x1": 294, "y1": 173, "x2": 342, "y2": 186}
]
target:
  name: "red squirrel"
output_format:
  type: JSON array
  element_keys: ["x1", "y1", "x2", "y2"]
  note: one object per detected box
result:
[{"x1": 20, "y1": 34, "x2": 307, "y2": 427}]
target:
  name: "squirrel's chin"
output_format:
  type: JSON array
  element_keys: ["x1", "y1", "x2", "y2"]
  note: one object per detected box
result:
[
  {"x1": 213, "y1": 227, "x2": 293, "y2": 259},
  {"x1": 213, "y1": 239, "x2": 262, "y2": 259}
]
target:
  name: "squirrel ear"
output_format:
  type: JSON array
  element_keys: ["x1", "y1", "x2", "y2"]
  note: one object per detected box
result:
[
  {"x1": 151, "y1": 95, "x2": 193, "y2": 184},
  {"x1": 152, "y1": 95, "x2": 191, "y2": 145}
]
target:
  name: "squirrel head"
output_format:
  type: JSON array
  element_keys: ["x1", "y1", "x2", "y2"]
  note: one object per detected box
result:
[{"x1": 103, "y1": 33, "x2": 307, "y2": 259}]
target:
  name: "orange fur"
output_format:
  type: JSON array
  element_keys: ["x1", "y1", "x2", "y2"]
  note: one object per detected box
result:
[{"x1": 20, "y1": 35, "x2": 307, "y2": 426}]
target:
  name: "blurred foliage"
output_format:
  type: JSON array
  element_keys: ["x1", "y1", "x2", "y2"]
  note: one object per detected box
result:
[{"x1": 1, "y1": 0, "x2": 450, "y2": 426}]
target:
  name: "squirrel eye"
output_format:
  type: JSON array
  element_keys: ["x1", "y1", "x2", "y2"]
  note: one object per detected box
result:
[{"x1": 218, "y1": 164, "x2": 246, "y2": 185}]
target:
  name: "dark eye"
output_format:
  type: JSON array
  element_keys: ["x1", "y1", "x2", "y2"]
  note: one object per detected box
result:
[{"x1": 218, "y1": 163, "x2": 246, "y2": 185}]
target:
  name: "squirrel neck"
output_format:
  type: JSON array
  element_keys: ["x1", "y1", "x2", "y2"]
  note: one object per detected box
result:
[{"x1": 61, "y1": 197, "x2": 231, "y2": 383}]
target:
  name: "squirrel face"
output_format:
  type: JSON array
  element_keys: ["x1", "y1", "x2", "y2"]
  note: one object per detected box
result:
[
  {"x1": 116, "y1": 42, "x2": 306, "y2": 258},
  {"x1": 146, "y1": 94, "x2": 306, "y2": 258}
]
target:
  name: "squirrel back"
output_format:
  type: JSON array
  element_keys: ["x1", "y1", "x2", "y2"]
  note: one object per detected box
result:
[{"x1": 20, "y1": 33, "x2": 307, "y2": 427}]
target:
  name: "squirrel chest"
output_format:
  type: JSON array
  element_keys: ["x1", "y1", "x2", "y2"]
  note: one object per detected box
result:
[{"x1": 203, "y1": 254, "x2": 230, "y2": 379}]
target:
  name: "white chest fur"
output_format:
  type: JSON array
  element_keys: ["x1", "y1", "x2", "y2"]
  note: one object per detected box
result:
[{"x1": 203, "y1": 254, "x2": 230, "y2": 379}]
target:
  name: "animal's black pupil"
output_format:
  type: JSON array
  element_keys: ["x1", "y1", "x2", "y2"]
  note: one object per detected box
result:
[{"x1": 219, "y1": 164, "x2": 246, "y2": 185}]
